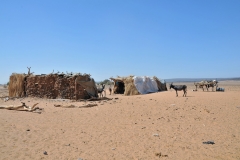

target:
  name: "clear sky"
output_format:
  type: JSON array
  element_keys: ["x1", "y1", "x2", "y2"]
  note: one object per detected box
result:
[{"x1": 0, "y1": 0, "x2": 239, "y2": 84}]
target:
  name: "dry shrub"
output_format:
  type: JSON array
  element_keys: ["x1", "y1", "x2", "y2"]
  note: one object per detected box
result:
[{"x1": 8, "y1": 74, "x2": 26, "y2": 97}]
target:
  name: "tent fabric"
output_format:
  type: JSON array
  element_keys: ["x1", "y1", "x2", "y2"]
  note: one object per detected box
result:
[
  {"x1": 133, "y1": 76, "x2": 159, "y2": 94},
  {"x1": 75, "y1": 77, "x2": 98, "y2": 97}
]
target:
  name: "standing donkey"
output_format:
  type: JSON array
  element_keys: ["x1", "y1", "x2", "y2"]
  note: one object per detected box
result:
[
  {"x1": 97, "y1": 84, "x2": 106, "y2": 98},
  {"x1": 170, "y1": 83, "x2": 187, "y2": 97}
]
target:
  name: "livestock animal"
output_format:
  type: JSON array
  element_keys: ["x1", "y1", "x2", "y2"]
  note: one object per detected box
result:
[
  {"x1": 194, "y1": 81, "x2": 207, "y2": 91},
  {"x1": 194, "y1": 80, "x2": 218, "y2": 91},
  {"x1": 27, "y1": 67, "x2": 34, "y2": 75},
  {"x1": 205, "y1": 80, "x2": 218, "y2": 91},
  {"x1": 97, "y1": 84, "x2": 105, "y2": 98},
  {"x1": 170, "y1": 83, "x2": 187, "y2": 97},
  {"x1": 109, "y1": 87, "x2": 112, "y2": 95}
]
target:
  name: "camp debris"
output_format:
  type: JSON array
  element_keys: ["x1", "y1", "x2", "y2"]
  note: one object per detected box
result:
[
  {"x1": 54, "y1": 103, "x2": 98, "y2": 108},
  {"x1": 0, "y1": 102, "x2": 43, "y2": 113},
  {"x1": 216, "y1": 87, "x2": 225, "y2": 92}
]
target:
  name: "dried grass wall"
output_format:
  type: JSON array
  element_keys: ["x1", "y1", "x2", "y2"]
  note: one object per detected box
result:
[
  {"x1": 55, "y1": 76, "x2": 88, "y2": 99},
  {"x1": 123, "y1": 77, "x2": 140, "y2": 96},
  {"x1": 26, "y1": 74, "x2": 88, "y2": 99},
  {"x1": 8, "y1": 74, "x2": 26, "y2": 97},
  {"x1": 75, "y1": 82, "x2": 89, "y2": 100},
  {"x1": 153, "y1": 76, "x2": 167, "y2": 91},
  {"x1": 26, "y1": 74, "x2": 58, "y2": 98}
]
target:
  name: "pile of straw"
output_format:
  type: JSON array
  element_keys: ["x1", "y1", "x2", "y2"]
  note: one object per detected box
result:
[
  {"x1": 8, "y1": 74, "x2": 26, "y2": 97},
  {"x1": 123, "y1": 77, "x2": 140, "y2": 96}
]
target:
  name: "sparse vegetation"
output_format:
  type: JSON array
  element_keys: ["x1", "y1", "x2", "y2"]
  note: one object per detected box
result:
[{"x1": 99, "y1": 79, "x2": 113, "y2": 85}]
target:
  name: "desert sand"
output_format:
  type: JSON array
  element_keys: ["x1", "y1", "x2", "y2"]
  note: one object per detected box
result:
[{"x1": 0, "y1": 81, "x2": 240, "y2": 160}]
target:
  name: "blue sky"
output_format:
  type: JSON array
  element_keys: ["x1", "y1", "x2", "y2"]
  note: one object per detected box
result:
[{"x1": 0, "y1": 0, "x2": 239, "y2": 84}]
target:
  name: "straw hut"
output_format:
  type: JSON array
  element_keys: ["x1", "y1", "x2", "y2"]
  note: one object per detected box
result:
[
  {"x1": 8, "y1": 72, "x2": 98, "y2": 100},
  {"x1": 110, "y1": 76, "x2": 167, "y2": 96}
]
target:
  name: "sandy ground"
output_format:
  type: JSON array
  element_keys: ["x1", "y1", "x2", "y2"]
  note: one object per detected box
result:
[{"x1": 0, "y1": 81, "x2": 240, "y2": 160}]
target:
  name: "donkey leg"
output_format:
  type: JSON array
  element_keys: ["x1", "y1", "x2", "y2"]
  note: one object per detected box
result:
[
  {"x1": 184, "y1": 90, "x2": 187, "y2": 97},
  {"x1": 176, "y1": 90, "x2": 178, "y2": 97}
]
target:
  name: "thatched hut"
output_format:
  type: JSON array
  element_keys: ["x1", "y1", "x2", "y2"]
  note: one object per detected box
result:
[
  {"x1": 110, "y1": 76, "x2": 167, "y2": 96},
  {"x1": 8, "y1": 72, "x2": 98, "y2": 100}
]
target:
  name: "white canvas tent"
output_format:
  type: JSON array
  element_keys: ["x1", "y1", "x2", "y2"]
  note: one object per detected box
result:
[{"x1": 133, "y1": 76, "x2": 159, "y2": 94}]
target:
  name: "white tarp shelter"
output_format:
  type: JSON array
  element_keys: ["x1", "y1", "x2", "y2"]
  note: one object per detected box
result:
[
  {"x1": 110, "y1": 75, "x2": 167, "y2": 96},
  {"x1": 133, "y1": 76, "x2": 159, "y2": 94}
]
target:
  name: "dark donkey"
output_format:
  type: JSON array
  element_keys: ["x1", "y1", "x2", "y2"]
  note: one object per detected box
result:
[{"x1": 170, "y1": 83, "x2": 187, "y2": 97}]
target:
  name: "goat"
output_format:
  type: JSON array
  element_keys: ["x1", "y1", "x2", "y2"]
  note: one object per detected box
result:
[
  {"x1": 170, "y1": 83, "x2": 187, "y2": 97},
  {"x1": 27, "y1": 67, "x2": 34, "y2": 75},
  {"x1": 27, "y1": 67, "x2": 31, "y2": 75},
  {"x1": 97, "y1": 84, "x2": 105, "y2": 98}
]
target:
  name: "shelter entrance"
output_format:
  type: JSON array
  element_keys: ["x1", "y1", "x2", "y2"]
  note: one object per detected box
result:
[{"x1": 115, "y1": 81, "x2": 125, "y2": 94}]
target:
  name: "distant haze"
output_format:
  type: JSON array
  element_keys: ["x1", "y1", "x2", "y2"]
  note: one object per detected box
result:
[{"x1": 165, "y1": 77, "x2": 240, "y2": 83}]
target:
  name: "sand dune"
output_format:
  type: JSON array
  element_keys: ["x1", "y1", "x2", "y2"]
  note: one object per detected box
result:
[{"x1": 0, "y1": 81, "x2": 240, "y2": 160}]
